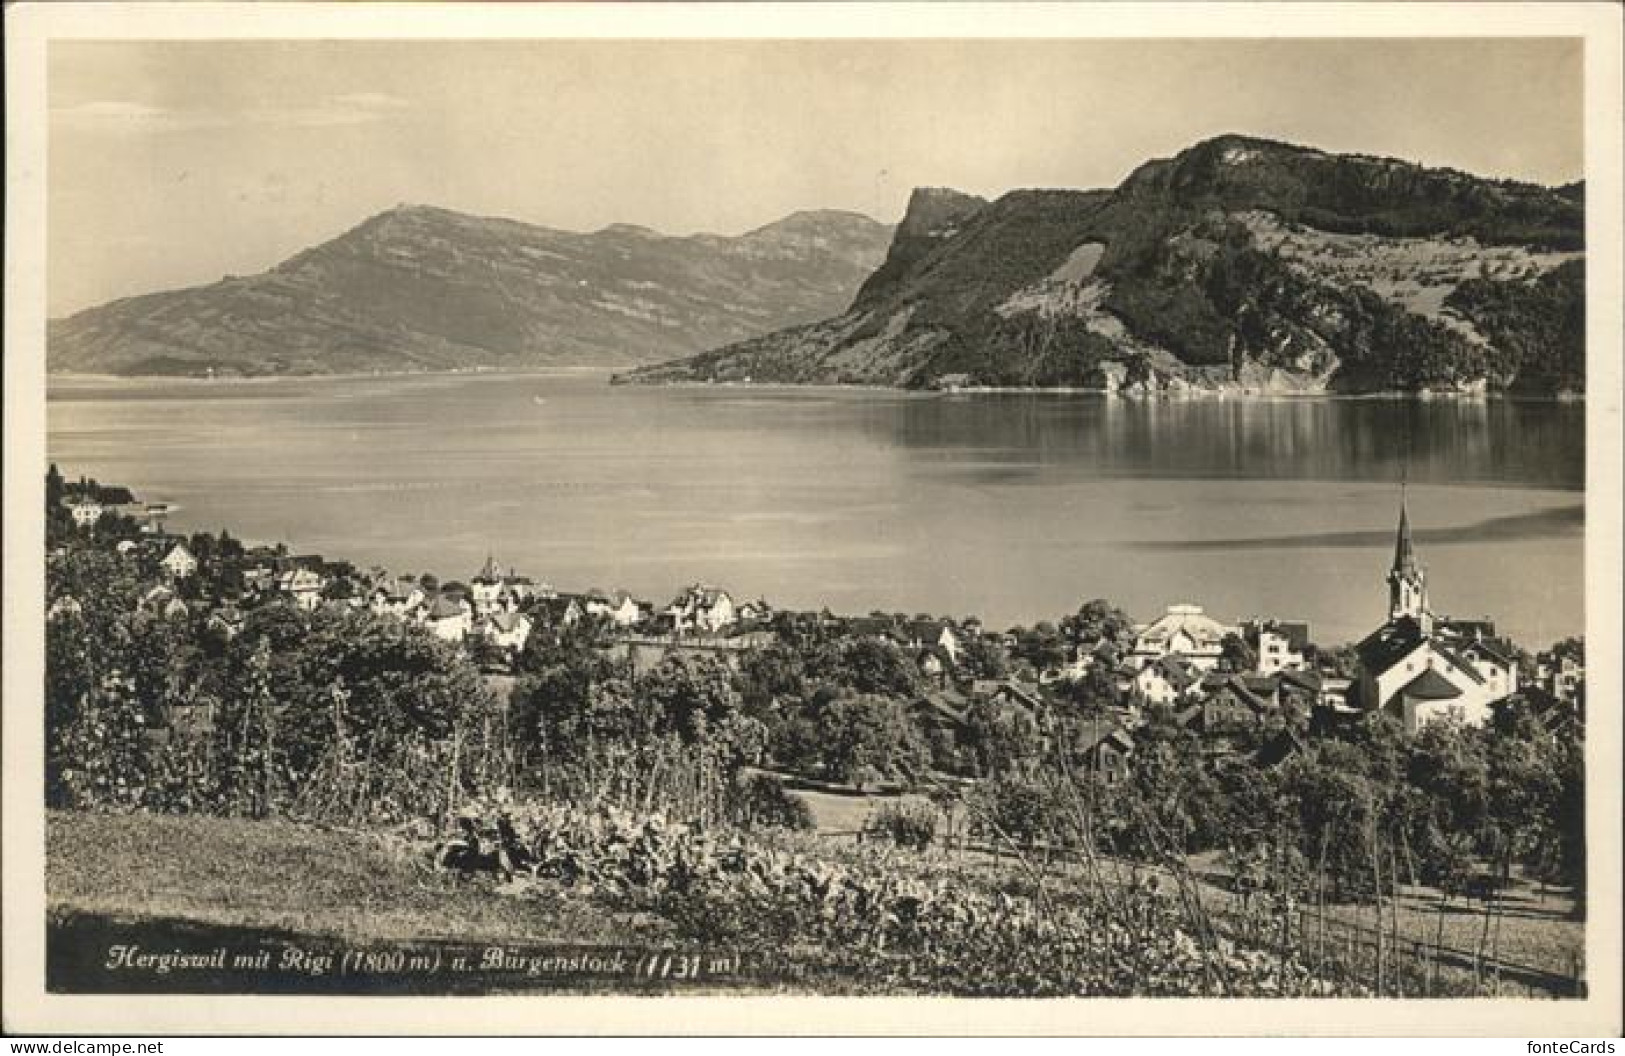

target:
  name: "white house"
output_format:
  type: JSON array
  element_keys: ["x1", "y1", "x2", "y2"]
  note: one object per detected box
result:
[
  {"x1": 1454, "y1": 634, "x2": 1520, "y2": 703},
  {"x1": 1535, "y1": 648, "x2": 1584, "y2": 702},
  {"x1": 1242, "y1": 619, "x2": 1310, "y2": 674},
  {"x1": 582, "y1": 589, "x2": 644, "y2": 627},
  {"x1": 604, "y1": 592, "x2": 645, "y2": 627},
  {"x1": 420, "y1": 594, "x2": 473, "y2": 643},
  {"x1": 160, "y1": 543, "x2": 197, "y2": 579},
  {"x1": 482, "y1": 610, "x2": 533, "y2": 653},
  {"x1": 898, "y1": 620, "x2": 961, "y2": 662},
  {"x1": 1129, "y1": 604, "x2": 1236, "y2": 672},
  {"x1": 277, "y1": 568, "x2": 326, "y2": 611},
  {"x1": 665, "y1": 584, "x2": 736, "y2": 634},
  {"x1": 138, "y1": 585, "x2": 189, "y2": 621},
  {"x1": 68, "y1": 498, "x2": 105, "y2": 527},
  {"x1": 371, "y1": 579, "x2": 424, "y2": 619},
  {"x1": 1132, "y1": 654, "x2": 1203, "y2": 707}
]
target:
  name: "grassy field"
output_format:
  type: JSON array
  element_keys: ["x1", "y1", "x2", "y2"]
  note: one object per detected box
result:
[
  {"x1": 48, "y1": 810, "x2": 650, "y2": 946},
  {"x1": 44, "y1": 810, "x2": 741, "y2": 994}
]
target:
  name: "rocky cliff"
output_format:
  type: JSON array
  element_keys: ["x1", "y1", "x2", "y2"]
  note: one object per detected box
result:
[{"x1": 622, "y1": 136, "x2": 1584, "y2": 395}]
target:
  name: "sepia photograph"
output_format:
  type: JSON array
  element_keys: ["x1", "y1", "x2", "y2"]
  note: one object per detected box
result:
[{"x1": 3, "y1": 1, "x2": 1621, "y2": 1038}]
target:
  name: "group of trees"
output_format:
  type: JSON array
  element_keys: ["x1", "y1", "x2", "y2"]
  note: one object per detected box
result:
[
  {"x1": 964, "y1": 699, "x2": 1585, "y2": 914},
  {"x1": 45, "y1": 497, "x2": 1587, "y2": 913}
]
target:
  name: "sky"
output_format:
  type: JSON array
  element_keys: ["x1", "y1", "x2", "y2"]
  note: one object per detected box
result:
[{"x1": 48, "y1": 37, "x2": 1584, "y2": 317}]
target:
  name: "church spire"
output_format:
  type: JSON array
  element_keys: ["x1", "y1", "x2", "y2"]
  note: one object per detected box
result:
[
  {"x1": 1387, "y1": 492, "x2": 1428, "y2": 625},
  {"x1": 1392, "y1": 495, "x2": 1417, "y2": 577}
]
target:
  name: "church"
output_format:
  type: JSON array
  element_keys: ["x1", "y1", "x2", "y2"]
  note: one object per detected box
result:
[{"x1": 1352, "y1": 500, "x2": 1520, "y2": 733}]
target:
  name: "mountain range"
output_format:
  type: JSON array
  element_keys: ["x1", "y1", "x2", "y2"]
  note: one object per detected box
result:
[
  {"x1": 47, "y1": 206, "x2": 894, "y2": 376},
  {"x1": 623, "y1": 135, "x2": 1585, "y2": 395}
]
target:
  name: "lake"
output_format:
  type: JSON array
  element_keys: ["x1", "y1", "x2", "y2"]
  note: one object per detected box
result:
[{"x1": 46, "y1": 373, "x2": 1585, "y2": 648}]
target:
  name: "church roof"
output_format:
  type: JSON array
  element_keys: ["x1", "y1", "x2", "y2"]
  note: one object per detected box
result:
[
  {"x1": 1400, "y1": 667, "x2": 1462, "y2": 701},
  {"x1": 1356, "y1": 616, "x2": 1427, "y2": 674}
]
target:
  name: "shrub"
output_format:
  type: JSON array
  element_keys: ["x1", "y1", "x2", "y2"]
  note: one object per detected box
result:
[
  {"x1": 865, "y1": 800, "x2": 938, "y2": 851},
  {"x1": 731, "y1": 773, "x2": 815, "y2": 831}
]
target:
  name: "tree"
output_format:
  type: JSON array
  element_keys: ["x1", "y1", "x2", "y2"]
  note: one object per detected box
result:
[
  {"x1": 815, "y1": 693, "x2": 928, "y2": 789},
  {"x1": 736, "y1": 642, "x2": 806, "y2": 718},
  {"x1": 1061, "y1": 599, "x2": 1134, "y2": 645},
  {"x1": 640, "y1": 652, "x2": 744, "y2": 744},
  {"x1": 834, "y1": 637, "x2": 922, "y2": 698},
  {"x1": 1057, "y1": 661, "x2": 1123, "y2": 717},
  {"x1": 957, "y1": 634, "x2": 1010, "y2": 680},
  {"x1": 960, "y1": 696, "x2": 1042, "y2": 776},
  {"x1": 1009, "y1": 622, "x2": 1067, "y2": 674},
  {"x1": 1220, "y1": 633, "x2": 1257, "y2": 673}
]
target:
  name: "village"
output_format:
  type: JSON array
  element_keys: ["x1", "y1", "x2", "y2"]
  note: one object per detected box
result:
[
  {"x1": 48, "y1": 463, "x2": 1585, "y2": 776},
  {"x1": 42, "y1": 462, "x2": 1592, "y2": 999}
]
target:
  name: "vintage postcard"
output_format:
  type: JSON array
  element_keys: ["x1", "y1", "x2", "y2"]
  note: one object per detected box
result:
[{"x1": 4, "y1": 1, "x2": 1621, "y2": 1036}]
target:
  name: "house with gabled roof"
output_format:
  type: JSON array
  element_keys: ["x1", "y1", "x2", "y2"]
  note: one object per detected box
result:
[
  {"x1": 1184, "y1": 673, "x2": 1277, "y2": 738},
  {"x1": 419, "y1": 594, "x2": 473, "y2": 643},
  {"x1": 371, "y1": 578, "x2": 425, "y2": 619},
  {"x1": 898, "y1": 619, "x2": 960, "y2": 661},
  {"x1": 1133, "y1": 654, "x2": 1202, "y2": 706},
  {"x1": 582, "y1": 589, "x2": 644, "y2": 627},
  {"x1": 1452, "y1": 634, "x2": 1520, "y2": 702},
  {"x1": 1068, "y1": 719, "x2": 1135, "y2": 785},
  {"x1": 665, "y1": 584, "x2": 736, "y2": 634},
  {"x1": 276, "y1": 568, "x2": 326, "y2": 611},
  {"x1": 534, "y1": 595, "x2": 584, "y2": 630},
  {"x1": 480, "y1": 609, "x2": 534, "y2": 653},
  {"x1": 160, "y1": 542, "x2": 197, "y2": 579},
  {"x1": 138, "y1": 585, "x2": 189, "y2": 621},
  {"x1": 1129, "y1": 604, "x2": 1236, "y2": 672}
]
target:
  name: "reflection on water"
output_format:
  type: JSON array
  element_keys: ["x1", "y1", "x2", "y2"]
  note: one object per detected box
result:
[
  {"x1": 47, "y1": 374, "x2": 1585, "y2": 646},
  {"x1": 783, "y1": 391, "x2": 1582, "y2": 490}
]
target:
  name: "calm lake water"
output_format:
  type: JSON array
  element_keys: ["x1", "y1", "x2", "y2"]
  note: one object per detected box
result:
[{"x1": 46, "y1": 373, "x2": 1585, "y2": 648}]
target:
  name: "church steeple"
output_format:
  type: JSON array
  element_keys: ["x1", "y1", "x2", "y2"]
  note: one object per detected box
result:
[
  {"x1": 1392, "y1": 501, "x2": 1417, "y2": 576},
  {"x1": 1387, "y1": 495, "x2": 1428, "y2": 625}
]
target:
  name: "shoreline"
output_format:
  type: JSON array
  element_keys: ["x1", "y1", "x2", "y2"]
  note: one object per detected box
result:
[
  {"x1": 608, "y1": 375, "x2": 1589, "y2": 403},
  {"x1": 46, "y1": 370, "x2": 1585, "y2": 404},
  {"x1": 46, "y1": 366, "x2": 616, "y2": 386}
]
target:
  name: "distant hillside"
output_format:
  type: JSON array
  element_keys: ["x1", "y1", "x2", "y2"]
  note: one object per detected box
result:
[
  {"x1": 48, "y1": 206, "x2": 894, "y2": 377},
  {"x1": 622, "y1": 136, "x2": 1585, "y2": 395}
]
